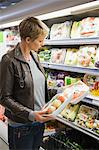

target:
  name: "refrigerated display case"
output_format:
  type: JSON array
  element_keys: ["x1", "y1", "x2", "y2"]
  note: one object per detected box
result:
[{"x1": 0, "y1": 1, "x2": 99, "y2": 147}]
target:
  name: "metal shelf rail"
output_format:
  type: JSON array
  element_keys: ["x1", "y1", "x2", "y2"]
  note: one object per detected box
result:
[
  {"x1": 45, "y1": 37, "x2": 99, "y2": 45},
  {"x1": 56, "y1": 116, "x2": 99, "y2": 141},
  {"x1": 41, "y1": 62, "x2": 99, "y2": 76}
]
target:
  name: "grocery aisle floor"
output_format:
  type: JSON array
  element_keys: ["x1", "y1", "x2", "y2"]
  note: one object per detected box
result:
[{"x1": 0, "y1": 138, "x2": 8, "y2": 150}]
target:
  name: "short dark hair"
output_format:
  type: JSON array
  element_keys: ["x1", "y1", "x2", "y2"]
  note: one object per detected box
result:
[{"x1": 19, "y1": 17, "x2": 49, "y2": 41}]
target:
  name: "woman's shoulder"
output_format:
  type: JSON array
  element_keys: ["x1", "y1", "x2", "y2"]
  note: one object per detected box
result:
[{"x1": 1, "y1": 49, "x2": 15, "y2": 63}]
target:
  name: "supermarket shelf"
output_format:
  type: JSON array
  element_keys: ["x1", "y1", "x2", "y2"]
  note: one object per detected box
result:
[
  {"x1": 86, "y1": 95, "x2": 99, "y2": 102},
  {"x1": 44, "y1": 130, "x2": 56, "y2": 137},
  {"x1": 45, "y1": 37, "x2": 99, "y2": 45},
  {"x1": 56, "y1": 116, "x2": 99, "y2": 141},
  {"x1": 6, "y1": 37, "x2": 99, "y2": 46},
  {"x1": 0, "y1": 120, "x2": 8, "y2": 145},
  {"x1": 83, "y1": 97, "x2": 99, "y2": 106},
  {"x1": 44, "y1": 127, "x2": 65, "y2": 137},
  {"x1": 41, "y1": 62, "x2": 99, "y2": 75},
  {"x1": 48, "y1": 87, "x2": 99, "y2": 106},
  {"x1": 41, "y1": 62, "x2": 49, "y2": 68}
]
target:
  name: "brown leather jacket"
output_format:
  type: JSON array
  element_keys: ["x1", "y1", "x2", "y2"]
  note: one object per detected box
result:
[{"x1": 0, "y1": 44, "x2": 48, "y2": 123}]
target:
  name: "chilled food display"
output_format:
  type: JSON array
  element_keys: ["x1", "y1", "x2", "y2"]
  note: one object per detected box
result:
[
  {"x1": 47, "y1": 71, "x2": 66, "y2": 89},
  {"x1": 80, "y1": 17, "x2": 99, "y2": 38},
  {"x1": 44, "y1": 120, "x2": 61, "y2": 134},
  {"x1": 71, "y1": 17, "x2": 99, "y2": 38},
  {"x1": 42, "y1": 128, "x2": 99, "y2": 150},
  {"x1": 95, "y1": 61, "x2": 99, "y2": 68},
  {"x1": 5, "y1": 28, "x2": 20, "y2": 44},
  {"x1": 90, "y1": 82, "x2": 99, "y2": 97},
  {"x1": 83, "y1": 74, "x2": 99, "y2": 97},
  {"x1": 64, "y1": 76, "x2": 79, "y2": 86},
  {"x1": 63, "y1": 81, "x2": 89, "y2": 104},
  {"x1": 60, "y1": 103, "x2": 80, "y2": 121},
  {"x1": 70, "y1": 21, "x2": 81, "y2": 38},
  {"x1": 44, "y1": 81, "x2": 89, "y2": 117},
  {"x1": 65, "y1": 48, "x2": 78, "y2": 66},
  {"x1": 95, "y1": 46, "x2": 99, "y2": 68},
  {"x1": 45, "y1": 93, "x2": 68, "y2": 115},
  {"x1": 93, "y1": 119, "x2": 99, "y2": 134},
  {"x1": 50, "y1": 48, "x2": 66, "y2": 64},
  {"x1": 38, "y1": 47, "x2": 51, "y2": 62},
  {"x1": 75, "y1": 105, "x2": 98, "y2": 129},
  {"x1": 50, "y1": 21, "x2": 72, "y2": 40},
  {"x1": 77, "y1": 45, "x2": 97, "y2": 67}
]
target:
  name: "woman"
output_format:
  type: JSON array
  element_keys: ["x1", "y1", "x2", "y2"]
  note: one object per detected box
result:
[{"x1": 0, "y1": 17, "x2": 53, "y2": 150}]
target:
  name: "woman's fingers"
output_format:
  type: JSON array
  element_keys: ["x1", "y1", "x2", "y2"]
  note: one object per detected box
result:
[{"x1": 38, "y1": 107, "x2": 48, "y2": 114}]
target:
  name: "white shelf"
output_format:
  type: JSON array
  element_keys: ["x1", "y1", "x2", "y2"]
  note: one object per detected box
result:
[
  {"x1": 42, "y1": 62, "x2": 99, "y2": 105},
  {"x1": 41, "y1": 62, "x2": 99, "y2": 76},
  {"x1": 86, "y1": 95, "x2": 99, "y2": 101},
  {"x1": 56, "y1": 116, "x2": 99, "y2": 141},
  {"x1": 45, "y1": 37, "x2": 99, "y2": 46},
  {"x1": 82, "y1": 98, "x2": 99, "y2": 106},
  {"x1": 44, "y1": 130, "x2": 56, "y2": 137},
  {"x1": 0, "y1": 120, "x2": 8, "y2": 145}
]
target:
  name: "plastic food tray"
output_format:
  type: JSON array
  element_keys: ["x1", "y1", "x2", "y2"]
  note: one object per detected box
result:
[
  {"x1": 74, "y1": 105, "x2": 98, "y2": 129},
  {"x1": 44, "y1": 93, "x2": 73, "y2": 117},
  {"x1": 63, "y1": 81, "x2": 89, "y2": 104}
]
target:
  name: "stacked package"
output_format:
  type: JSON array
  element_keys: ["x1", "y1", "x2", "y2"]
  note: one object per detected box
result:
[
  {"x1": 77, "y1": 45, "x2": 97, "y2": 67},
  {"x1": 50, "y1": 21, "x2": 72, "y2": 40},
  {"x1": 50, "y1": 48, "x2": 66, "y2": 64},
  {"x1": 71, "y1": 17, "x2": 99, "y2": 38},
  {"x1": 65, "y1": 48, "x2": 78, "y2": 66}
]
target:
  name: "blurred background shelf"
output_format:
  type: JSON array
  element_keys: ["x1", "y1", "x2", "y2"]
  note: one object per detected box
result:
[
  {"x1": 45, "y1": 37, "x2": 99, "y2": 46},
  {"x1": 41, "y1": 62, "x2": 99, "y2": 76}
]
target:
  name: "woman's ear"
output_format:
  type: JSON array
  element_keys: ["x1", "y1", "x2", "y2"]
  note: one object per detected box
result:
[{"x1": 26, "y1": 37, "x2": 31, "y2": 43}]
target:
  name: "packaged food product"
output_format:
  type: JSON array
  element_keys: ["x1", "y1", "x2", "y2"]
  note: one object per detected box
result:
[
  {"x1": 83, "y1": 74, "x2": 99, "y2": 97},
  {"x1": 50, "y1": 48, "x2": 66, "y2": 64},
  {"x1": 75, "y1": 105, "x2": 98, "y2": 129},
  {"x1": 38, "y1": 49, "x2": 51, "y2": 62},
  {"x1": 77, "y1": 45, "x2": 97, "y2": 67},
  {"x1": 65, "y1": 76, "x2": 77, "y2": 85},
  {"x1": 95, "y1": 46, "x2": 99, "y2": 68},
  {"x1": 80, "y1": 17, "x2": 99, "y2": 37},
  {"x1": 65, "y1": 48, "x2": 78, "y2": 66},
  {"x1": 70, "y1": 21, "x2": 81, "y2": 38},
  {"x1": 90, "y1": 88, "x2": 99, "y2": 97},
  {"x1": 63, "y1": 81, "x2": 89, "y2": 104},
  {"x1": 50, "y1": 21, "x2": 72, "y2": 40},
  {"x1": 60, "y1": 103, "x2": 80, "y2": 121},
  {"x1": 93, "y1": 119, "x2": 99, "y2": 134},
  {"x1": 44, "y1": 93, "x2": 73, "y2": 117}
]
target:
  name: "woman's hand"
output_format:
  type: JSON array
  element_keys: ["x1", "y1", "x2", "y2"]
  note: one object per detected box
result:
[{"x1": 33, "y1": 108, "x2": 54, "y2": 123}]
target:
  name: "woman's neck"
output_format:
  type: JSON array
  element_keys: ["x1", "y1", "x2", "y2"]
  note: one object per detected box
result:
[{"x1": 20, "y1": 42, "x2": 31, "y2": 61}]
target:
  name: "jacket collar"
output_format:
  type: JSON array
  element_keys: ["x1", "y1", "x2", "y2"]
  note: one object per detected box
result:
[
  {"x1": 14, "y1": 43, "x2": 26, "y2": 63},
  {"x1": 14, "y1": 43, "x2": 45, "y2": 75}
]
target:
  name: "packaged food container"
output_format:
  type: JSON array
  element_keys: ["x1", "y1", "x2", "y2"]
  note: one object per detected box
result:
[
  {"x1": 43, "y1": 93, "x2": 73, "y2": 117},
  {"x1": 93, "y1": 119, "x2": 99, "y2": 134},
  {"x1": 60, "y1": 103, "x2": 80, "y2": 121},
  {"x1": 75, "y1": 105, "x2": 98, "y2": 129},
  {"x1": 63, "y1": 81, "x2": 89, "y2": 104}
]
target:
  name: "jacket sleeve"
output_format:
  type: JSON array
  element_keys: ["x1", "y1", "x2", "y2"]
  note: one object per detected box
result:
[{"x1": 0, "y1": 54, "x2": 32, "y2": 121}]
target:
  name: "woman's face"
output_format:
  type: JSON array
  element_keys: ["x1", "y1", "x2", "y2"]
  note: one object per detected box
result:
[{"x1": 29, "y1": 34, "x2": 46, "y2": 52}]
